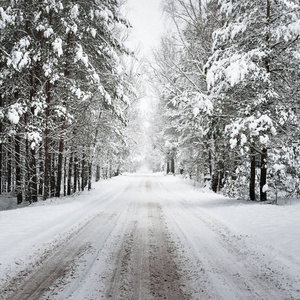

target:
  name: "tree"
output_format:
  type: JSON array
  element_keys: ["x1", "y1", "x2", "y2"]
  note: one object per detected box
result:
[
  {"x1": 206, "y1": 0, "x2": 300, "y2": 200},
  {"x1": 151, "y1": 0, "x2": 220, "y2": 178},
  {"x1": 0, "y1": 0, "x2": 134, "y2": 203}
]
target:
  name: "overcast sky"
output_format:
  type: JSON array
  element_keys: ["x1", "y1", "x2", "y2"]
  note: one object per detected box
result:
[{"x1": 125, "y1": 0, "x2": 165, "y2": 55}]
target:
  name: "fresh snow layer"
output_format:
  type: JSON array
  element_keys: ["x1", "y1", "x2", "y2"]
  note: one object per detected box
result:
[
  {"x1": 168, "y1": 176, "x2": 300, "y2": 264},
  {"x1": 0, "y1": 173, "x2": 299, "y2": 298}
]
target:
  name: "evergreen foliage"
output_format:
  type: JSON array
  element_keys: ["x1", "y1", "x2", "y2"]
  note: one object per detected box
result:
[
  {"x1": 152, "y1": 0, "x2": 300, "y2": 200},
  {"x1": 0, "y1": 0, "x2": 134, "y2": 201}
]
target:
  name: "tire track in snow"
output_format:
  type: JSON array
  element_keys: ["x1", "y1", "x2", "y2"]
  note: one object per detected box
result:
[
  {"x1": 148, "y1": 202, "x2": 188, "y2": 299},
  {"x1": 105, "y1": 180, "x2": 189, "y2": 300},
  {"x1": 3, "y1": 175, "x2": 298, "y2": 299},
  {"x1": 1, "y1": 184, "x2": 133, "y2": 300},
  {"x1": 158, "y1": 179, "x2": 300, "y2": 300}
]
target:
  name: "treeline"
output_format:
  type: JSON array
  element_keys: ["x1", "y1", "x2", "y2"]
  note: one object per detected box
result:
[
  {"x1": 0, "y1": 0, "x2": 134, "y2": 203},
  {"x1": 151, "y1": 0, "x2": 300, "y2": 200}
]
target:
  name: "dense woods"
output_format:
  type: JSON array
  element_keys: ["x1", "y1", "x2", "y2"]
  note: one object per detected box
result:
[
  {"x1": 0, "y1": 0, "x2": 135, "y2": 203},
  {"x1": 0, "y1": 0, "x2": 299, "y2": 205},
  {"x1": 150, "y1": 0, "x2": 300, "y2": 200}
]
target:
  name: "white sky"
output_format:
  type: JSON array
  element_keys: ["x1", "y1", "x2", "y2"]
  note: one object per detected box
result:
[{"x1": 125, "y1": 0, "x2": 165, "y2": 55}]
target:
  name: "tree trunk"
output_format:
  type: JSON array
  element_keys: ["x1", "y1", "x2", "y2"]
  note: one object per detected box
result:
[
  {"x1": 74, "y1": 155, "x2": 78, "y2": 193},
  {"x1": 95, "y1": 164, "x2": 100, "y2": 182},
  {"x1": 63, "y1": 156, "x2": 67, "y2": 196},
  {"x1": 39, "y1": 146, "x2": 43, "y2": 195},
  {"x1": 50, "y1": 153, "x2": 56, "y2": 198},
  {"x1": 0, "y1": 141, "x2": 2, "y2": 195},
  {"x1": 81, "y1": 151, "x2": 86, "y2": 191},
  {"x1": 0, "y1": 94, "x2": 2, "y2": 194},
  {"x1": 7, "y1": 139, "x2": 12, "y2": 193},
  {"x1": 88, "y1": 162, "x2": 92, "y2": 191},
  {"x1": 55, "y1": 138, "x2": 64, "y2": 197},
  {"x1": 24, "y1": 114, "x2": 31, "y2": 202},
  {"x1": 249, "y1": 146, "x2": 256, "y2": 201},
  {"x1": 56, "y1": 31, "x2": 70, "y2": 197},
  {"x1": 67, "y1": 153, "x2": 73, "y2": 195},
  {"x1": 15, "y1": 135, "x2": 22, "y2": 204},
  {"x1": 44, "y1": 81, "x2": 51, "y2": 200},
  {"x1": 30, "y1": 74, "x2": 38, "y2": 202},
  {"x1": 260, "y1": 148, "x2": 267, "y2": 201},
  {"x1": 208, "y1": 149, "x2": 212, "y2": 178},
  {"x1": 170, "y1": 157, "x2": 175, "y2": 174},
  {"x1": 43, "y1": 9, "x2": 53, "y2": 199},
  {"x1": 30, "y1": 148, "x2": 38, "y2": 202}
]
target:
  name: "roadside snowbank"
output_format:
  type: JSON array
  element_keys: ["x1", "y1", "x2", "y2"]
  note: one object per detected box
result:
[{"x1": 163, "y1": 175, "x2": 300, "y2": 266}]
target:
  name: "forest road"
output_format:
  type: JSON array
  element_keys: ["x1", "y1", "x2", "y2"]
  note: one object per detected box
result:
[{"x1": 2, "y1": 174, "x2": 299, "y2": 300}]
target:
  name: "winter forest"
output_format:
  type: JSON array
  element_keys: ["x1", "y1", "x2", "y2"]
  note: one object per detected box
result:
[{"x1": 0, "y1": 0, "x2": 299, "y2": 205}]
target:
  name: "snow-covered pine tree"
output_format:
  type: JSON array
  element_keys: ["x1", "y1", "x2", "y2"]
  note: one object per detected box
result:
[
  {"x1": 0, "y1": 0, "x2": 133, "y2": 202},
  {"x1": 152, "y1": 0, "x2": 220, "y2": 179},
  {"x1": 0, "y1": 0, "x2": 44, "y2": 202},
  {"x1": 206, "y1": 0, "x2": 300, "y2": 200}
]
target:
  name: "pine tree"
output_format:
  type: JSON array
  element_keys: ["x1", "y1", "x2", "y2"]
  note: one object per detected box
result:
[
  {"x1": 206, "y1": 0, "x2": 300, "y2": 200},
  {"x1": 0, "y1": 0, "x2": 133, "y2": 202},
  {"x1": 152, "y1": 0, "x2": 220, "y2": 178}
]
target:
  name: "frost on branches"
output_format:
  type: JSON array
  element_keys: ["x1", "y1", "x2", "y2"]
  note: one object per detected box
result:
[
  {"x1": 205, "y1": 0, "x2": 300, "y2": 200},
  {"x1": 0, "y1": 0, "x2": 133, "y2": 203}
]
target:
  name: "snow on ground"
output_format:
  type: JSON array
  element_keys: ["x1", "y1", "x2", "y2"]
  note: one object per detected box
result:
[
  {"x1": 0, "y1": 178, "x2": 130, "y2": 284},
  {"x1": 165, "y1": 175, "x2": 300, "y2": 266},
  {"x1": 0, "y1": 173, "x2": 299, "y2": 299}
]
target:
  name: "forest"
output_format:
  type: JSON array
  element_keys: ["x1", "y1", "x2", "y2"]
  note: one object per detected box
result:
[
  {"x1": 148, "y1": 0, "x2": 300, "y2": 201},
  {"x1": 0, "y1": 0, "x2": 299, "y2": 205}
]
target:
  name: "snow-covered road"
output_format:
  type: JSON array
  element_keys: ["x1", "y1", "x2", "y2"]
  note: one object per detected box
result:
[{"x1": 0, "y1": 174, "x2": 300, "y2": 299}]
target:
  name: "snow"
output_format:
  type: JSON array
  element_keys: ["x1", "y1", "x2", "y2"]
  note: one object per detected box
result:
[
  {"x1": 26, "y1": 131, "x2": 42, "y2": 150},
  {"x1": 240, "y1": 133, "x2": 247, "y2": 145},
  {"x1": 225, "y1": 56, "x2": 249, "y2": 87},
  {"x1": 230, "y1": 137, "x2": 237, "y2": 149},
  {"x1": 52, "y1": 38, "x2": 63, "y2": 57},
  {"x1": 44, "y1": 27, "x2": 54, "y2": 38},
  {"x1": 70, "y1": 24, "x2": 78, "y2": 34},
  {"x1": 90, "y1": 28, "x2": 96, "y2": 38},
  {"x1": 0, "y1": 174, "x2": 299, "y2": 298},
  {"x1": 259, "y1": 134, "x2": 269, "y2": 144},
  {"x1": 159, "y1": 175, "x2": 300, "y2": 265},
  {"x1": 194, "y1": 92, "x2": 213, "y2": 115},
  {"x1": 230, "y1": 23, "x2": 246, "y2": 40},
  {"x1": 206, "y1": 67, "x2": 215, "y2": 91},
  {"x1": 276, "y1": 19, "x2": 300, "y2": 42},
  {"x1": 70, "y1": 4, "x2": 80, "y2": 19},
  {"x1": 281, "y1": 0, "x2": 299, "y2": 10},
  {"x1": 0, "y1": 7, "x2": 14, "y2": 29},
  {"x1": 0, "y1": 179, "x2": 128, "y2": 279},
  {"x1": 7, "y1": 103, "x2": 23, "y2": 124},
  {"x1": 105, "y1": 92, "x2": 112, "y2": 104},
  {"x1": 193, "y1": 107, "x2": 199, "y2": 117},
  {"x1": 8, "y1": 37, "x2": 31, "y2": 70},
  {"x1": 273, "y1": 163, "x2": 285, "y2": 172},
  {"x1": 7, "y1": 107, "x2": 20, "y2": 124},
  {"x1": 207, "y1": 47, "x2": 268, "y2": 91},
  {"x1": 34, "y1": 11, "x2": 42, "y2": 23},
  {"x1": 92, "y1": 72, "x2": 100, "y2": 83},
  {"x1": 97, "y1": 9, "x2": 113, "y2": 23},
  {"x1": 262, "y1": 183, "x2": 269, "y2": 193},
  {"x1": 36, "y1": 24, "x2": 45, "y2": 32},
  {"x1": 74, "y1": 44, "x2": 89, "y2": 67},
  {"x1": 226, "y1": 113, "x2": 278, "y2": 150}
]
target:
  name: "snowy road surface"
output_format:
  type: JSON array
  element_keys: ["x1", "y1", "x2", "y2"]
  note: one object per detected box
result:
[{"x1": 1, "y1": 174, "x2": 300, "y2": 299}]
